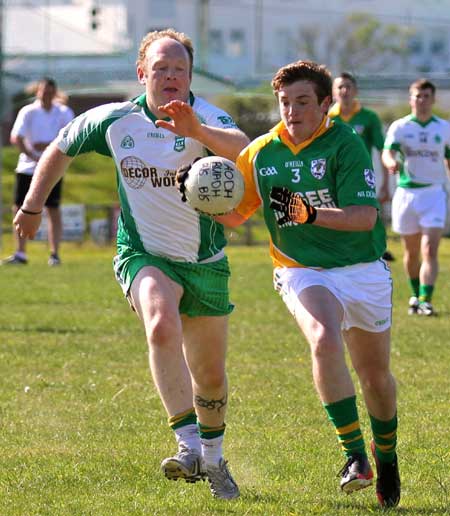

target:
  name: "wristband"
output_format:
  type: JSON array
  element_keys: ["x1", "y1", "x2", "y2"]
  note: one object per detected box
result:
[{"x1": 20, "y1": 208, "x2": 42, "y2": 215}]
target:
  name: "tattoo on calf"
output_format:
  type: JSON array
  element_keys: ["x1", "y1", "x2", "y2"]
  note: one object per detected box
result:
[{"x1": 195, "y1": 394, "x2": 227, "y2": 413}]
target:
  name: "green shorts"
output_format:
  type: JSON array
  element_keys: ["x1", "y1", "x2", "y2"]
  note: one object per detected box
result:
[{"x1": 113, "y1": 251, "x2": 233, "y2": 317}]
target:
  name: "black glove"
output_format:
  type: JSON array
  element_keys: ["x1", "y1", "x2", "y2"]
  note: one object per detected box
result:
[
  {"x1": 269, "y1": 186, "x2": 317, "y2": 226},
  {"x1": 176, "y1": 157, "x2": 202, "y2": 202}
]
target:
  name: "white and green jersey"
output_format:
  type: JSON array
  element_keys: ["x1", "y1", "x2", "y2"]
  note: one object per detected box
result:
[
  {"x1": 56, "y1": 93, "x2": 238, "y2": 262},
  {"x1": 384, "y1": 114, "x2": 450, "y2": 188}
]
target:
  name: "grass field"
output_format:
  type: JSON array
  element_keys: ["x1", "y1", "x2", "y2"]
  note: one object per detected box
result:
[{"x1": 0, "y1": 235, "x2": 449, "y2": 515}]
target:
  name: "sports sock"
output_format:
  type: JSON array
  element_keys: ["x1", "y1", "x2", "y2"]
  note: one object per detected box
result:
[
  {"x1": 168, "y1": 408, "x2": 201, "y2": 453},
  {"x1": 15, "y1": 251, "x2": 27, "y2": 260},
  {"x1": 419, "y1": 284, "x2": 434, "y2": 303},
  {"x1": 198, "y1": 422, "x2": 226, "y2": 466},
  {"x1": 323, "y1": 395, "x2": 366, "y2": 457},
  {"x1": 408, "y1": 277, "x2": 420, "y2": 298},
  {"x1": 369, "y1": 413, "x2": 397, "y2": 463}
]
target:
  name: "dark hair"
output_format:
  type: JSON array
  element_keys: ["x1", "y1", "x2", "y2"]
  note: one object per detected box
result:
[
  {"x1": 409, "y1": 78, "x2": 436, "y2": 95},
  {"x1": 39, "y1": 77, "x2": 57, "y2": 89},
  {"x1": 336, "y1": 72, "x2": 357, "y2": 87},
  {"x1": 271, "y1": 60, "x2": 332, "y2": 104}
]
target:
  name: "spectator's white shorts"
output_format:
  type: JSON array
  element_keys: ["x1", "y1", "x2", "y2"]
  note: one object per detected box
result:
[
  {"x1": 273, "y1": 260, "x2": 392, "y2": 333},
  {"x1": 391, "y1": 185, "x2": 447, "y2": 234}
]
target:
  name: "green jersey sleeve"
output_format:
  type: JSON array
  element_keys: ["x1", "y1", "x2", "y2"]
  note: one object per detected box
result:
[
  {"x1": 335, "y1": 132, "x2": 380, "y2": 208},
  {"x1": 56, "y1": 102, "x2": 138, "y2": 158},
  {"x1": 368, "y1": 111, "x2": 385, "y2": 151}
]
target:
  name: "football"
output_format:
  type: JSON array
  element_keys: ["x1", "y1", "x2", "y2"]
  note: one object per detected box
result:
[{"x1": 183, "y1": 156, "x2": 245, "y2": 215}]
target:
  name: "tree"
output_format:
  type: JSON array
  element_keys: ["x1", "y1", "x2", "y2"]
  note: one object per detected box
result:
[{"x1": 298, "y1": 12, "x2": 414, "y2": 73}]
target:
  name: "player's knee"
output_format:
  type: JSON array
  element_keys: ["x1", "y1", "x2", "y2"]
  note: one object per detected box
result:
[
  {"x1": 422, "y1": 243, "x2": 439, "y2": 261},
  {"x1": 145, "y1": 314, "x2": 181, "y2": 349},
  {"x1": 310, "y1": 327, "x2": 342, "y2": 361},
  {"x1": 359, "y1": 368, "x2": 394, "y2": 395},
  {"x1": 194, "y1": 365, "x2": 226, "y2": 391}
]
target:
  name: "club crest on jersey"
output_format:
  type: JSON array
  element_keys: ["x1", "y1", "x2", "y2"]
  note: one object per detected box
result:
[
  {"x1": 174, "y1": 136, "x2": 185, "y2": 152},
  {"x1": 121, "y1": 135, "x2": 135, "y2": 149},
  {"x1": 310, "y1": 159, "x2": 326, "y2": 179},
  {"x1": 364, "y1": 168, "x2": 376, "y2": 188},
  {"x1": 217, "y1": 115, "x2": 235, "y2": 126}
]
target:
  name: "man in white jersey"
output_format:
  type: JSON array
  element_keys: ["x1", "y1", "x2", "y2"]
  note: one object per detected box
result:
[
  {"x1": 13, "y1": 29, "x2": 249, "y2": 499},
  {"x1": 383, "y1": 79, "x2": 450, "y2": 316},
  {"x1": 2, "y1": 77, "x2": 74, "y2": 266}
]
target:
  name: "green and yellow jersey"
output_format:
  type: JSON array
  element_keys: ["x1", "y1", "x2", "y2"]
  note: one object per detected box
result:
[
  {"x1": 235, "y1": 117, "x2": 386, "y2": 269},
  {"x1": 328, "y1": 101, "x2": 385, "y2": 154}
]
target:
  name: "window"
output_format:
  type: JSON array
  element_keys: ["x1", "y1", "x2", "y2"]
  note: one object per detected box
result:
[
  {"x1": 408, "y1": 36, "x2": 423, "y2": 55},
  {"x1": 275, "y1": 28, "x2": 296, "y2": 62},
  {"x1": 430, "y1": 37, "x2": 446, "y2": 55},
  {"x1": 229, "y1": 29, "x2": 245, "y2": 57},
  {"x1": 209, "y1": 29, "x2": 224, "y2": 56}
]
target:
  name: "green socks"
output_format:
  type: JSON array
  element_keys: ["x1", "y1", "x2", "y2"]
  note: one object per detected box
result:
[
  {"x1": 324, "y1": 396, "x2": 366, "y2": 457},
  {"x1": 370, "y1": 413, "x2": 397, "y2": 463}
]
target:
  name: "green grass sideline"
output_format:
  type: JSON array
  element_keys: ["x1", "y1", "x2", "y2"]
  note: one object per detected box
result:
[{"x1": 0, "y1": 237, "x2": 449, "y2": 515}]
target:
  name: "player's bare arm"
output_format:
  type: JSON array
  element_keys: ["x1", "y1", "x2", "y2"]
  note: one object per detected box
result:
[
  {"x1": 313, "y1": 205, "x2": 377, "y2": 231},
  {"x1": 13, "y1": 135, "x2": 41, "y2": 162},
  {"x1": 215, "y1": 211, "x2": 247, "y2": 228},
  {"x1": 156, "y1": 100, "x2": 249, "y2": 160},
  {"x1": 13, "y1": 143, "x2": 72, "y2": 239},
  {"x1": 382, "y1": 149, "x2": 400, "y2": 174},
  {"x1": 378, "y1": 155, "x2": 391, "y2": 204}
]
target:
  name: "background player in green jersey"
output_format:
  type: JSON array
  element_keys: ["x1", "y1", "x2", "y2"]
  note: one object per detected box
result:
[
  {"x1": 214, "y1": 61, "x2": 400, "y2": 508},
  {"x1": 13, "y1": 29, "x2": 249, "y2": 500},
  {"x1": 383, "y1": 79, "x2": 450, "y2": 317},
  {"x1": 329, "y1": 72, "x2": 395, "y2": 261}
]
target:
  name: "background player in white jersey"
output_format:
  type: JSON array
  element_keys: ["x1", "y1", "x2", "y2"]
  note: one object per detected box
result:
[
  {"x1": 13, "y1": 29, "x2": 249, "y2": 500},
  {"x1": 383, "y1": 79, "x2": 450, "y2": 316},
  {"x1": 2, "y1": 77, "x2": 74, "y2": 266},
  {"x1": 180, "y1": 60, "x2": 400, "y2": 508}
]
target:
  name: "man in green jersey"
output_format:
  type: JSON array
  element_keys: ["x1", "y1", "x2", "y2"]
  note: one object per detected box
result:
[
  {"x1": 383, "y1": 79, "x2": 450, "y2": 317},
  {"x1": 329, "y1": 72, "x2": 394, "y2": 261},
  {"x1": 216, "y1": 61, "x2": 400, "y2": 508},
  {"x1": 13, "y1": 29, "x2": 250, "y2": 500}
]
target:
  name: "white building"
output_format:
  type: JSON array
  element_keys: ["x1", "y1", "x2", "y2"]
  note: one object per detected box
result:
[
  {"x1": 126, "y1": 0, "x2": 450, "y2": 80},
  {"x1": 3, "y1": 0, "x2": 450, "y2": 101}
]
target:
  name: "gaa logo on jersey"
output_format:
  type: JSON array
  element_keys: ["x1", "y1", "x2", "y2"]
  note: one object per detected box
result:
[
  {"x1": 310, "y1": 159, "x2": 326, "y2": 179},
  {"x1": 364, "y1": 168, "x2": 376, "y2": 189}
]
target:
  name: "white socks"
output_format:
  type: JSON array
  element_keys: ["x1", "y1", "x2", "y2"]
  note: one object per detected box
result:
[
  {"x1": 201, "y1": 435, "x2": 224, "y2": 466},
  {"x1": 174, "y1": 424, "x2": 202, "y2": 453},
  {"x1": 174, "y1": 423, "x2": 225, "y2": 465}
]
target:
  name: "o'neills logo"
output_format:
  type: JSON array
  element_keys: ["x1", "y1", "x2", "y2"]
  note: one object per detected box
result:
[{"x1": 120, "y1": 156, "x2": 176, "y2": 189}]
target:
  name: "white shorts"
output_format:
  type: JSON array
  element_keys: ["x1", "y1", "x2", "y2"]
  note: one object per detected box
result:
[
  {"x1": 391, "y1": 185, "x2": 447, "y2": 234},
  {"x1": 273, "y1": 260, "x2": 392, "y2": 333}
]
